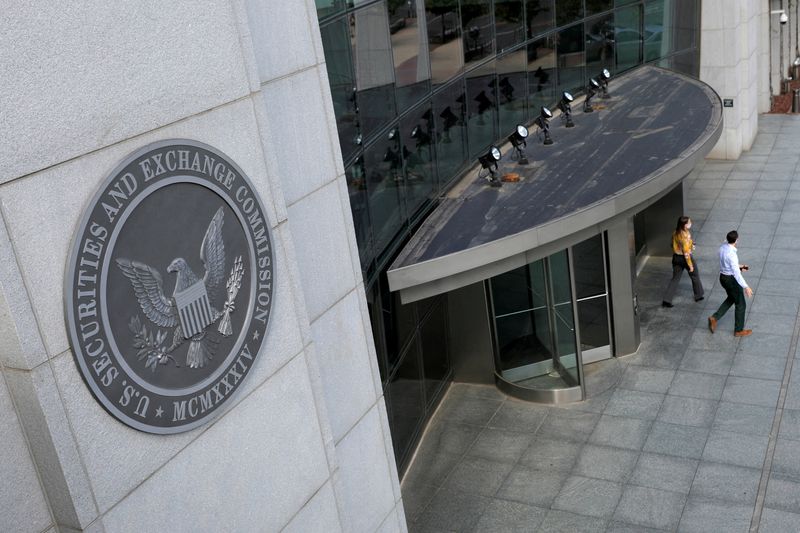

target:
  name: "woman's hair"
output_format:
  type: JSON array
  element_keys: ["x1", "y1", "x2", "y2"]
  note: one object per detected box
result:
[{"x1": 675, "y1": 216, "x2": 691, "y2": 234}]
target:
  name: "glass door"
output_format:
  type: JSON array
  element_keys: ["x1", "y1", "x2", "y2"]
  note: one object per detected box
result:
[
  {"x1": 572, "y1": 234, "x2": 612, "y2": 364},
  {"x1": 488, "y1": 250, "x2": 580, "y2": 388}
]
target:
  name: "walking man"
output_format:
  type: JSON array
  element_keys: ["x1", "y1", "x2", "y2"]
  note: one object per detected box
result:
[{"x1": 708, "y1": 230, "x2": 753, "y2": 337}]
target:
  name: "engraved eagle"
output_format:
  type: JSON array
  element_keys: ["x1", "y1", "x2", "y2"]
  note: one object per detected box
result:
[{"x1": 115, "y1": 207, "x2": 231, "y2": 369}]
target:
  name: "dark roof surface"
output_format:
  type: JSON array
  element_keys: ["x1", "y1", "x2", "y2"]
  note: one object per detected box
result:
[{"x1": 391, "y1": 66, "x2": 720, "y2": 271}]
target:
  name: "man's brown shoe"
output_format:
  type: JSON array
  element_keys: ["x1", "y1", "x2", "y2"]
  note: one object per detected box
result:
[
  {"x1": 708, "y1": 316, "x2": 717, "y2": 333},
  {"x1": 734, "y1": 329, "x2": 752, "y2": 337}
]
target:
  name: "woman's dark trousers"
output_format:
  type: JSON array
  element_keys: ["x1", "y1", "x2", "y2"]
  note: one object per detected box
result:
[{"x1": 663, "y1": 254, "x2": 704, "y2": 304}]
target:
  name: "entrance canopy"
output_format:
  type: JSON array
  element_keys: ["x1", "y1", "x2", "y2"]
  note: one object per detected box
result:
[{"x1": 388, "y1": 66, "x2": 723, "y2": 303}]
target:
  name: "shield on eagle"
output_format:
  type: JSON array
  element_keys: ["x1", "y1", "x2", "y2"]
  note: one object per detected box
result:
[{"x1": 173, "y1": 280, "x2": 215, "y2": 338}]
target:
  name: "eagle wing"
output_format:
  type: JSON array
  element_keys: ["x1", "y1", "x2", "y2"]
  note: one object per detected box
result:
[
  {"x1": 115, "y1": 258, "x2": 178, "y2": 328},
  {"x1": 200, "y1": 207, "x2": 226, "y2": 305}
]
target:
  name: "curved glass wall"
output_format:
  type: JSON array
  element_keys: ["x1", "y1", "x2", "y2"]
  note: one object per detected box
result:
[{"x1": 317, "y1": 0, "x2": 699, "y2": 472}]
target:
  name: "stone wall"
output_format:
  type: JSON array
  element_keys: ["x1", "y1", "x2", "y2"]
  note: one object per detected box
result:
[
  {"x1": 0, "y1": 1, "x2": 404, "y2": 531},
  {"x1": 700, "y1": 0, "x2": 763, "y2": 159}
]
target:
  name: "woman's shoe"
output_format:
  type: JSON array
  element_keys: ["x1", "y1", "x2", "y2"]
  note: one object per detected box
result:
[{"x1": 662, "y1": 301, "x2": 674, "y2": 308}]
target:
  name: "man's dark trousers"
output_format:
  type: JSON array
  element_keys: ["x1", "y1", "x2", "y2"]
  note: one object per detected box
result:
[{"x1": 712, "y1": 274, "x2": 746, "y2": 332}]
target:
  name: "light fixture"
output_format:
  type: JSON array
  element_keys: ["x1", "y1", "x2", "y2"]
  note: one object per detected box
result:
[
  {"x1": 558, "y1": 92, "x2": 575, "y2": 128},
  {"x1": 598, "y1": 68, "x2": 611, "y2": 99},
  {"x1": 411, "y1": 125, "x2": 431, "y2": 148},
  {"x1": 507, "y1": 124, "x2": 529, "y2": 165},
  {"x1": 771, "y1": 9, "x2": 789, "y2": 24},
  {"x1": 477, "y1": 145, "x2": 502, "y2": 187},
  {"x1": 584, "y1": 78, "x2": 601, "y2": 113},
  {"x1": 534, "y1": 107, "x2": 553, "y2": 145}
]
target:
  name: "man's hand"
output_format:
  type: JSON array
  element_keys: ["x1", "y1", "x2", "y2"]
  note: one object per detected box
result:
[{"x1": 745, "y1": 287, "x2": 753, "y2": 298}]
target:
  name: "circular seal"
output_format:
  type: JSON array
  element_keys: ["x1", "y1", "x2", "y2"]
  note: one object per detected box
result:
[{"x1": 65, "y1": 140, "x2": 275, "y2": 433}]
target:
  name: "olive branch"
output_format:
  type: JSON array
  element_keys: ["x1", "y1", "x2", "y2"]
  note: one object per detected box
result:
[
  {"x1": 129, "y1": 315, "x2": 178, "y2": 371},
  {"x1": 218, "y1": 255, "x2": 243, "y2": 337}
]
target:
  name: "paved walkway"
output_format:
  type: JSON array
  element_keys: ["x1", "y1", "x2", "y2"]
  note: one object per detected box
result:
[{"x1": 401, "y1": 113, "x2": 800, "y2": 532}]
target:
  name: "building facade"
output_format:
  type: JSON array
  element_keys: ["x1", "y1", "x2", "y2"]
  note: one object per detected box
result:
[{"x1": 0, "y1": 1, "x2": 797, "y2": 532}]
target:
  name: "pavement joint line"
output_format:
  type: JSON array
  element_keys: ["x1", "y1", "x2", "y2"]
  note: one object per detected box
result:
[{"x1": 748, "y1": 289, "x2": 800, "y2": 533}]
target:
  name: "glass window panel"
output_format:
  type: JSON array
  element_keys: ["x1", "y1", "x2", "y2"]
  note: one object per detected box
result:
[
  {"x1": 490, "y1": 265, "x2": 533, "y2": 316},
  {"x1": 320, "y1": 19, "x2": 361, "y2": 163},
  {"x1": 494, "y1": 311, "x2": 552, "y2": 371},
  {"x1": 586, "y1": 14, "x2": 615, "y2": 78},
  {"x1": 426, "y1": 0, "x2": 464, "y2": 87},
  {"x1": 497, "y1": 49, "x2": 528, "y2": 136},
  {"x1": 577, "y1": 296, "x2": 610, "y2": 351},
  {"x1": 352, "y1": 2, "x2": 397, "y2": 138},
  {"x1": 527, "y1": 35, "x2": 557, "y2": 120},
  {"x1": 365, "y1": 282, "x2": 388, "y2": 383},
  {"x1": 556, "y1": 0, "x2": 583, "y2": 27},
  {"x1": 363, "y1": 133, "x2": 406, "y2": 254},
  {"x1": 420, "y1": 299, "x2": 449, "y2": 404},
  {"x1": 462, "y1": 0, "x2": 494, "y2": 66},
  {"x1": 644, "y1": 0, "x2": 667, "y2": 62},
  {"x1": 346, "y1": 156, "x2": 373, "y2": 272},
  {"x1": 548, "y1": 250, "x2": 571, "y2": 305},
  {"x1": 400, "y1": 104, "x2": 437, "y2": 219},
  {"x1": 495, "y1": 0, "x2": 526, "y2": 52},
  {"x1": 433, "y1": 81, "x2": 468, "y2": 185},
  {"x1": 380, "y1": 273, "x2": 418, "y2": 370},
  {"x1": 586, "y1": 0, "x2": 612, "y2": 16},
  {"x1": 387, "y1": 341, "x2": 424, "y2": 464},
  {"x1": 556, "y1": 23, "x2": 586, "y2": 97},
  {"x1": 615, "y1": 0, "x2": 639, "y2": 5},
  {"x1": 391, "y1": 0, "x2": 431, "y2": 109},
  {"x1": 527, "y1": 0, "x2": 555, "y2": 38},
  {"x1": 615, "y1": 5, "x2": 642, "y2": 72},
  {"x1": 572, "y1": 234, "x2": 606, "y2": 299},
  {"x1": 466, "y1": 60, "x2": 498, "y2": 157},
  {"x1": 317, "y1": 0, "x2": 345, "y2": 19}
]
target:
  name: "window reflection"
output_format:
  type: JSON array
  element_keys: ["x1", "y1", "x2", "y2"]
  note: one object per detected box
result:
[
  {"x1": 466, "y1": 60, "x2": 498, "y2": 157},
  {"x1": 527, "y1": 0, "x2": 555, "y2": 38},
  {"x1": 556, "y1": 0, "x2": 583, "y2": 27},
  {"x1": 363, "y1": 133, "x2": 406, "y2": 254},
  {"x1": 346, "y1": 156, "x2": 373, "y2": 272},
  {"x1": 527, "y1": 36, "x2": 556, "y2": 120},
  {"x1": 320, "y1": 19, "x2": 360, "y2": 163},
  {"x1": 615, "y1": 5, "x2": 642, "y2": 72},
  {"x1": 400, "y1": 105, "x2": 437, "y2": 220},
  {"x1": 387, "y1": 341, "x2": 424, "y2": 464},
  {"x1": 391, "y1": 0, "x2": 431, "y2": 109},
  {"x1": 586, "y1": 14, "x2": 615, "y2": 75},
  {"x1": 426, "y1": 0, "x2": 463, "y2": 87},
  {"x1": 351, "y1": 2, "x2": 397, "y2": 138},
  {"x1": 316, "y1": 0, "x2": 345, "y2": 19},
  {"x1": 420, "y1": 298, "x2": 449, "y2": 404},
  {"x1": 495, "y1": 0, "x2": 525, "y2": 52},
  {"x1": 462, "y1": 0, "x2": 494, "y2": 66},
  {"x1": 497, "y1": 49, "x2": 527, "y2": 135},
  {"x1": 433, "y1": 81, "x2": 468, "y2": 185},
  {"x1": 556, "y1": 23, "x2": 585, "y2": 97},
  {"x1": 585, "y1": 0, "x2": 612, "y2": 16}
]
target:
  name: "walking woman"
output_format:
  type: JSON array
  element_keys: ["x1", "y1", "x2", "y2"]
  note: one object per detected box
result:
[{"x1": 662, "y1": 216, "x2": 704, "y2": 307}]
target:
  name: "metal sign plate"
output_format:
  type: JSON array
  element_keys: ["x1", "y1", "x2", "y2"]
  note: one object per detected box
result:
[{"x1": 65, "y1": 140, "x2": 275, "y2": 433}]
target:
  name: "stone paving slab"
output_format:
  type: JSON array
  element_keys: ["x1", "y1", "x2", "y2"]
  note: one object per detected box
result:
[{"x1": 402, "y1": 116, "x2": 800, "y2": 531}]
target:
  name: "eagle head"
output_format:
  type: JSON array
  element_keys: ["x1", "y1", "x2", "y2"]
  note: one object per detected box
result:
[{"x1": 167, "y1": 258, "x2": 187, "y2": 274}]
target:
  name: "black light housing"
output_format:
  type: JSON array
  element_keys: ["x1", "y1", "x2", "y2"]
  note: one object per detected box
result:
[
  {"x1": 478, "y1": 145, "x2": 503, "y2": 187},
  {"x1": 584, "y1": 78, "x2": 601, "y2": 113},
  {"x1": 507, "y1": 124, "x2": 529, "y2": 165},
  {"x1": 411, "y1": 125, "x2": 431, "y2": 147},
  {"x1": 534, "y1": 106, "x2": 554, "y2": 145},
  {"x1": 558, "y1": 91, "x2": 575, "y2": 128},
  {"x1": 598, "y1": 68, "x2": 611, "y2": 98}
]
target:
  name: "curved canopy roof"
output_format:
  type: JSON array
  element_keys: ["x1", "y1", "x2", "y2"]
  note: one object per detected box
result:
[{"x1": 388, "y1": 66, "x2": 723, "y2": 302}]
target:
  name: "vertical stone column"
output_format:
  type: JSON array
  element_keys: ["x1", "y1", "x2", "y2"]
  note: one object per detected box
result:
[
  {"x1": 700, "y1": 0, "x2": 761, "y2": 159},
  {"x1": 606, "y1": 217, "x2": 640, "y2": 356}
]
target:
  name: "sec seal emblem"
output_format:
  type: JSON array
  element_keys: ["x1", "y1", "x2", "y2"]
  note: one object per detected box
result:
[{"x1": 65, "y1": 140, "x2": 275, "y2": 433}]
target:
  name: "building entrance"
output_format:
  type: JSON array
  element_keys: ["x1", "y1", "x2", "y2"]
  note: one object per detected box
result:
[{"x1": 487, "y1": 234, "x2": 613, "y2": 402}]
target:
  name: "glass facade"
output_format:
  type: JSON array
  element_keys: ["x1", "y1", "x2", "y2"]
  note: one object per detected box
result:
[{"x1": 317, "y1": 0, "x2": 700, "y2": 472}]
